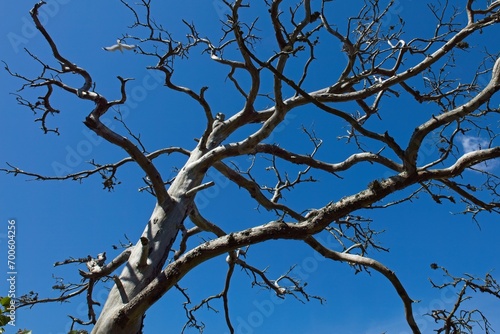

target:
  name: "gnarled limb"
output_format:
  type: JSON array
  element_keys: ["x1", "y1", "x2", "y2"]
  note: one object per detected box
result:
[{"x1": 304, "y1": 236, "x2": 420, "y2": 333}]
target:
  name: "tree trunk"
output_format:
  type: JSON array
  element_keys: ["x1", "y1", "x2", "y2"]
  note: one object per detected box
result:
[{"x1": 92, "y1": 148, "x2": 206, "y2": 333}]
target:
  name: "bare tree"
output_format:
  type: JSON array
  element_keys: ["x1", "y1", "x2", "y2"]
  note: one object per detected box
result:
[{"x1": 3, "y1": 0, "x2": 500, "y2": 333}]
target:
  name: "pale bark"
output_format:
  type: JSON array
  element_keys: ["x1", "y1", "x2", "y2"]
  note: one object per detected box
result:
[
  {"x1": 4, "y1": 1, "x2": 500, "y2": 333},
  {"x1": 92, "y1": 148, "x2": 207, "y2": 333}
]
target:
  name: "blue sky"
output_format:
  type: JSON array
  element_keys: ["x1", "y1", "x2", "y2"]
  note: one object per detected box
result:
[{"x1": 1, "y1": 0, "x2": 499, "y2": 333}]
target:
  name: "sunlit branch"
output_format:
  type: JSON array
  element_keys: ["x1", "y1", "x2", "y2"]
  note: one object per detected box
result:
[
  {"x1": 79, "y1": 249, "x2": 132, "y2": 279},
  {"x1": 189, "y1": 205, "x2": 227, "y2": 238},
  {"x1": 419, "y1": 146, "x2": 500, "y2": 179},
  {"x1": 185, "y1": 181, "x2": 215, "y2": 197},
  {"x1": 253, "y1": 144, "x2": 402, "y2": 173},
  {"x1": 406, "y1": 58, "x2": 500, "y2": 171}
]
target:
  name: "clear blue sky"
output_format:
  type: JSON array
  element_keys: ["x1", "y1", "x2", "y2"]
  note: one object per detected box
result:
[{"x1": 1, "y1": 1, "x2": 499, "y2": 333}]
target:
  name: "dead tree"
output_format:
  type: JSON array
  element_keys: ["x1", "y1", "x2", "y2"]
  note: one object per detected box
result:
[{"x1": 3, "y1": 0, "x2": 500, "y2": 333}]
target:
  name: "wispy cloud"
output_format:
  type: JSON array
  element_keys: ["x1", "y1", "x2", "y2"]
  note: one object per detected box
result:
[{"x1": 459, "y1": 135, "x2": 499, "y2": 171}]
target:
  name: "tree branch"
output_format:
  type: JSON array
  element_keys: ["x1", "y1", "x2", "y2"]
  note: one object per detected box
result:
[{"x1": 304, "y1": 236, "x2": 420, "y2": 333}]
